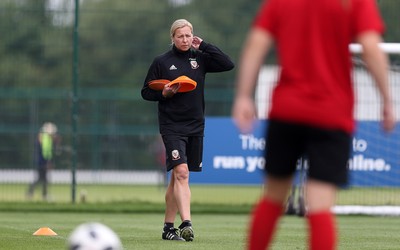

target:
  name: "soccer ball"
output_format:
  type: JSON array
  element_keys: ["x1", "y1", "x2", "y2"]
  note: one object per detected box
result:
[{"x1": 67, "y1": 222, "x2": 122, "y2": 250}]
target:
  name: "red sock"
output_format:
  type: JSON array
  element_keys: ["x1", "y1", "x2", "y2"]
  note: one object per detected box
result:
[
  {"x1": 307, "y1": 211, "x2": 336, "y2": 250},
  {"x1": 248, "y1": 198, "x2": 284, "y2": 250}
]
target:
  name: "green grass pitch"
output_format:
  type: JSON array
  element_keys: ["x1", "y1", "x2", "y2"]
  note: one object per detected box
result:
[
  {"x1": 0, "y1": 212, "x2": 400, "y2": 250},
  {"x1": 0, "y1": 184, "x2": 399, "y2": 249}
]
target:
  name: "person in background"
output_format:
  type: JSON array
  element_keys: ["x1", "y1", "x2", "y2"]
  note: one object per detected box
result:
[
  {"x1": 141, "y1": 19, "x2": 234, "y2": 242},
  {"x1": 27, "y1": 122, "x2": 59, "y2": 201},
  {"x1": 232, "y1": 0, "x2": 396, "y2": 249}
]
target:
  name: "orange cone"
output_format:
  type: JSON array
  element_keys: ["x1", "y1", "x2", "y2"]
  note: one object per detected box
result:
[{"x1": 33, "y1": 227, "x2": 58, "y2": 236}]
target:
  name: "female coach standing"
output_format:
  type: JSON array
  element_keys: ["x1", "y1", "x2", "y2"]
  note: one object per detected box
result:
[
  {"x1": 232, "y1": 0, "x2": 395, "y2": 249},
  {"x1": 141, "y1": 19, "x2": 234, "y2": 242}
]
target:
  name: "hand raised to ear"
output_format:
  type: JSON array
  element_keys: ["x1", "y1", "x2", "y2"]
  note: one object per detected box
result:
[{"x1": 191, "y1": 36, "x2": 203, "y2": 50}]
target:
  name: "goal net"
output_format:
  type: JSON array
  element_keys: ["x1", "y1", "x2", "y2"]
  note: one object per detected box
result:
[{"x1": 256, "y1": 43, "x2": 400, "y2": 215}]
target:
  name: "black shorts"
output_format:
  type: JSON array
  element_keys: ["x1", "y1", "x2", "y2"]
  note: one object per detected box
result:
[
  {"x1": 162, "y1": 135, "x2": 203, "y2": 172},
  {"x1": 264, "y1": 120, "x2": 351, "y2": 186}
]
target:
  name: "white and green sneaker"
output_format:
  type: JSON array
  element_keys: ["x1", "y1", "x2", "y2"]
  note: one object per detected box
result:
[
  {"x1": 162, "y1": 227, "x2": 185, "y2": 241},
  {"x1": 179, "y1": 221, "x2": 194, "y2": 242}
]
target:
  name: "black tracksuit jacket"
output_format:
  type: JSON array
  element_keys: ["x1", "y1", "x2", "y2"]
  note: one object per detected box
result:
[{"x1": 141, "y1": 42, "x2": 234, "y2": 136}]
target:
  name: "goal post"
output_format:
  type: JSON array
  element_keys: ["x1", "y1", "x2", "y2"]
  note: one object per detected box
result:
[
  {"x1": 349, "y1": 43, "x2": 400, "y2": 54},
  {"x1": 339, "y1": 43, "x2": 400, "y2": 215}
]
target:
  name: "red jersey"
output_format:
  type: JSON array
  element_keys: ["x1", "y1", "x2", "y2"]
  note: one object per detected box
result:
[{"x1": 253, "y1": 0, "x2": 384, "y2": 133}]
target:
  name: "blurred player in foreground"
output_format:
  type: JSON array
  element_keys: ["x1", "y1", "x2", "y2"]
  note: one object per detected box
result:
[
  {"x1": 232, "y1": 0, "x2": 396, "y2": 249},
  {"x1": 142, "y1": 19, "x2": 234, "y2": 241}
]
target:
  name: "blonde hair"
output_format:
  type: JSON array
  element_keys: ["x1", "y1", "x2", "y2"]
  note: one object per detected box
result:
[
  {"x1": 170, "y1": 19, "x2": 193, "y2": 39},
  {"x1": 41, "y1": 122, "x2": 57, "y2": 135}
]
